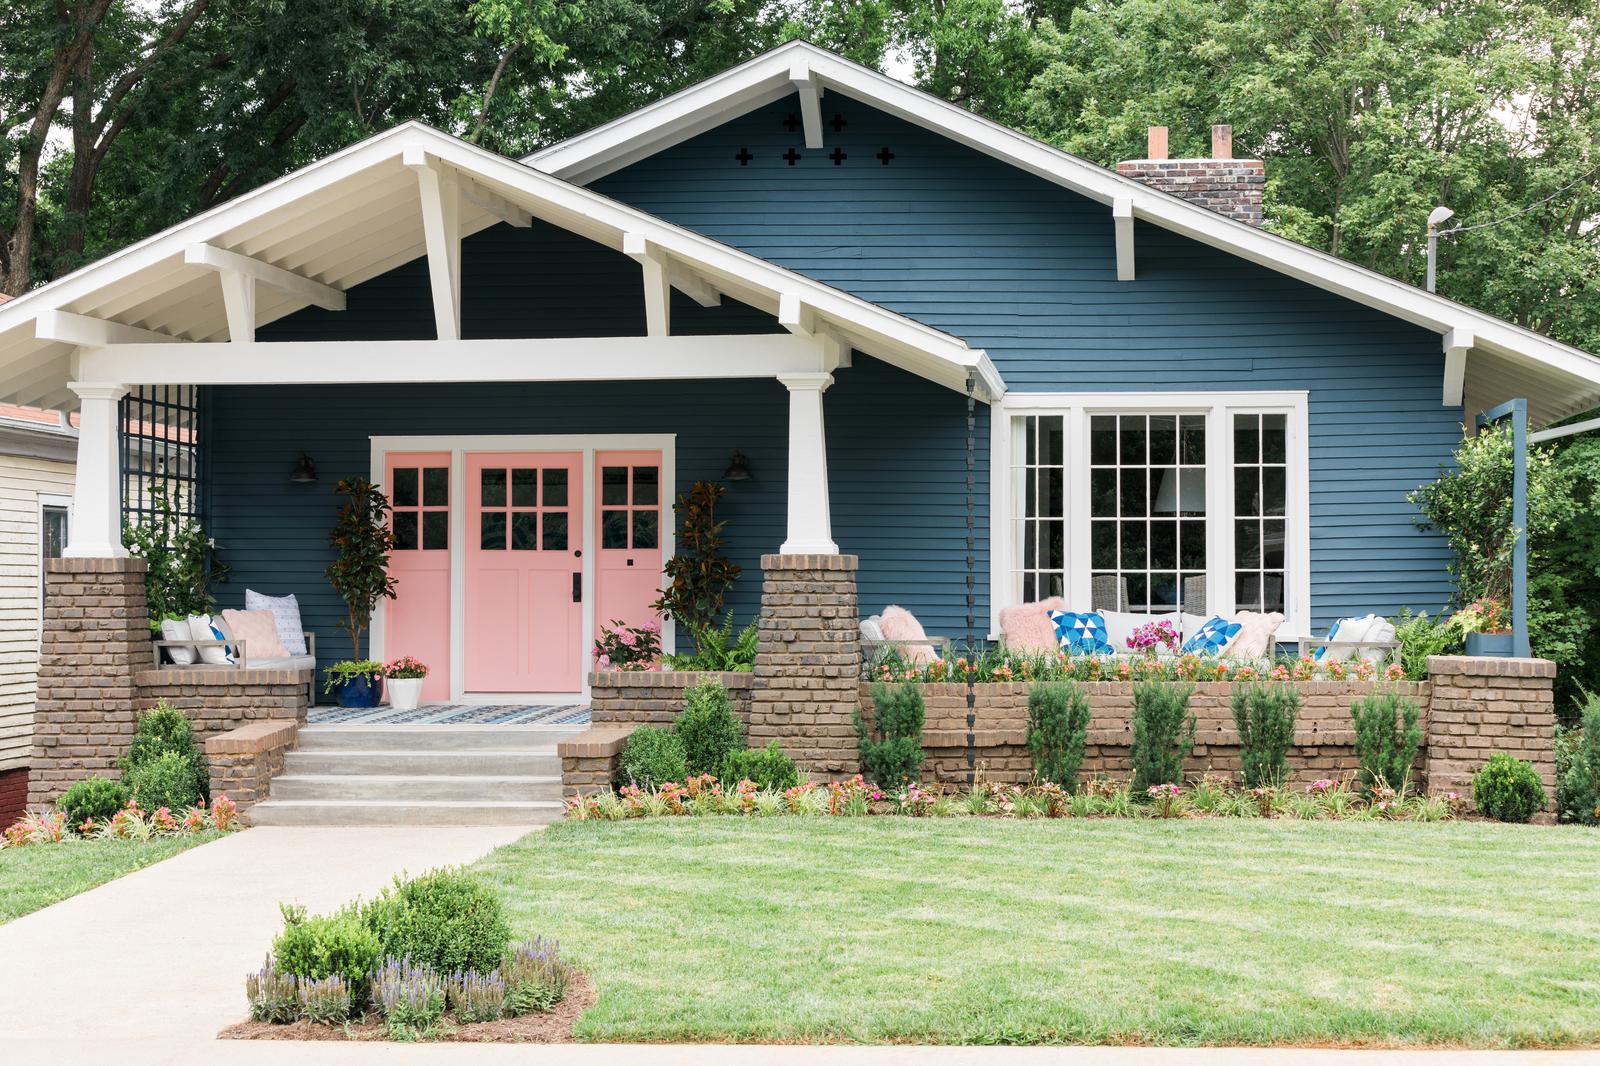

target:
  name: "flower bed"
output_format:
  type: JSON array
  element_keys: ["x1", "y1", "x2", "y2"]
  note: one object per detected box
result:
[
  {"x1": 565, "y1": 772, "x2": 1464, "y2": 822},
  {"x1": 868, "y1": 647, "x2": 1408, "y2": 685},
  {"x1": 3, "y1": 795, "x2": 239, "y2": 847}
]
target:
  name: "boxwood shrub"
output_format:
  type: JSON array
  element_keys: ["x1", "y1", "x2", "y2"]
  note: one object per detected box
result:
[
  {"x1": 366, "y1": 867, "x2": 510, "y2": 974},
  {"x1": 616, "y1": 726, "x2": 688, "y2": 789},
  {"x1": 1473, "y1": 753, "x2": 1548, "y2": 823},
  {"x1": 60, "y1": 776, "x2": 129, "y2": 830}
]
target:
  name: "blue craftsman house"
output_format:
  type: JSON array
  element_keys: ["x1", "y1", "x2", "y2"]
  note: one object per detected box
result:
[{"x1": 2, "y1": 42, "x2": 1597, "y2": 703}]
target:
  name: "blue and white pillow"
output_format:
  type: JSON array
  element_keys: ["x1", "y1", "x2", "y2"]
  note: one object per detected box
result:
[
  {"x1": 1180, "y1": 615, "x2": 1240, "y2": 657},
  {"x1": 1049, "y1": 610, "x2": 1114, "y2": 655}
]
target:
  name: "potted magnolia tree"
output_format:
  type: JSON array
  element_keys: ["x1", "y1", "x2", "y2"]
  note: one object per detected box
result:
[{"x1": 324, "y1": 477, "x2": 397, "y2": 707}]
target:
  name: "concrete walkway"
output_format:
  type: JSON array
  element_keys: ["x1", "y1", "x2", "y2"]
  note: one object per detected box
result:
[
  {"x1": 0, "y1": 825, "x2": 525, "y2": 1043},
  {"x1": 3, "y1": 826, "x2": 1596, "y2": 1064}
]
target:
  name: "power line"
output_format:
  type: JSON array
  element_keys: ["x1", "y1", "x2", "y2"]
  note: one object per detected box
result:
[{"x1": 1440, "y1": 161, "x2": 1600, "y2": 237}]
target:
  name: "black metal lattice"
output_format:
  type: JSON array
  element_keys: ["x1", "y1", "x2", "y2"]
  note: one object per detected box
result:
[{"x1": 120, "y1": 384, "x2": 203, "y2": 530}]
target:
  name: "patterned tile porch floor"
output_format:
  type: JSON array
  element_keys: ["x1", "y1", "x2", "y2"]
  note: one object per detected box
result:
[{"x1": 307, "y1": 703, "x2": 592, "y2": 726}]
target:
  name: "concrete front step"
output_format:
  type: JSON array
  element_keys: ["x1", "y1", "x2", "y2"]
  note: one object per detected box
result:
[
  {"x1": 270, "y1": 773, "x2": 564, "y2": 802},
  {"x1": 296, "y1": 725, "x2": 585, "y2": 752},
  {"x1": 247, "y1": 798, "x2": 564, "y2": 827},
  {"x1": 282, "y1": 749, "x2": 563, "y2": 777}
]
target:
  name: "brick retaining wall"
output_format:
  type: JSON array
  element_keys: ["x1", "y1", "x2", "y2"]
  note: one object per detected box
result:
[
  {"x1": 1424, "y1": 656, "x2": 1557, "y2": 802},
  {"x1": 588, "y1": 671, "x2": 754, "y2": 725},
  {"x1": 0, "y1": 766, "x2": 27, "y2": 827},
  {"x1": 135, "y1": 669, "x2": 312, "y2": 734},
  {"x1": 205, "y1": 721, "x2": 299, "y2": 815}
]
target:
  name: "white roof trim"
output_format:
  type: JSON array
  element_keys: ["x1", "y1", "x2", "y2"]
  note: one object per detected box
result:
[
  {"x1": 526, "y1": 40, "x2": 1600, "y2": 424},
  {"x1": 0, "y1": 120, "x2": 1002, "y2": 406}
]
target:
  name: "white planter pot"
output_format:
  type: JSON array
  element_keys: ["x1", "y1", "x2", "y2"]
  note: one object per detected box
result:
[{"x1": 387, "y1": 677, "x2": 424, "y2": 711}]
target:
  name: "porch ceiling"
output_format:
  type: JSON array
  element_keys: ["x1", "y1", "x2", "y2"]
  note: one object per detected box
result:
[{"x1": 0, "y1": 123, "x2": 1003, "y2": 411}]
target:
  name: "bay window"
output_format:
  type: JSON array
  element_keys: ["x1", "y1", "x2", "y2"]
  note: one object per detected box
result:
[{"x1": 995, "y1": 392, "x2": 1309, "y2": 635}]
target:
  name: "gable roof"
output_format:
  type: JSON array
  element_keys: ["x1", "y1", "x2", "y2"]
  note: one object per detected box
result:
[
  {"x1": 525, "y1": 40, "x2": 1600, "y2": 427},
  {"x1": 0, "y1": 122, "x2": 1000, "y2": 410}
]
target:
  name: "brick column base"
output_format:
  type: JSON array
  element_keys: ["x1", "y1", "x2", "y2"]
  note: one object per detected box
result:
[
  {"x1": 28, "y1": 558, "x2": 150, "y2": 806},
  {"x1": 206, "y1": 721, "x2": 298, "y2": 815},
  {"x1": 749, "y1": 554, "x2": 862, "y2": 777},
  {"x1": 1425, "y1": 655, "x2": 1557, "y2": 813}
]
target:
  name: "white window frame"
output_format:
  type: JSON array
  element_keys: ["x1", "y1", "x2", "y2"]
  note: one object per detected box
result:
[
  {"x1": 38, "y1": 493, "x2": 73, "y2": 641},
  {"x1": 990, "y1": 391, "x2": 1312, "y2": 639}
]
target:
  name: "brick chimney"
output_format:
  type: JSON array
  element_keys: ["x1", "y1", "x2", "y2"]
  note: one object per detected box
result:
[{"x1": 1115, "y1": 125, "x2": 1264, "y2": 226}]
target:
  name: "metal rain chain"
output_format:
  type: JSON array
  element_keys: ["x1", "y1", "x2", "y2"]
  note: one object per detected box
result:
[{"x1": 965, "y1": 371, "x2": 977, "y2": 786}]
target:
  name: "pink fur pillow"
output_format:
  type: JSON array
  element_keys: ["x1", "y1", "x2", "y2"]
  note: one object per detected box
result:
[
  {"x1": 1222, "y1": 611, "x2": 1285, "y2": 659},
  {"x1": 878, "y1": 605, "x2": 936, "y2": 664},
  {"x1": 220, "y1": 608, "x2": 289, "y2": 660},
  {"x1": 999, "y1": 597, "x2": 1067, "y2": 654}
]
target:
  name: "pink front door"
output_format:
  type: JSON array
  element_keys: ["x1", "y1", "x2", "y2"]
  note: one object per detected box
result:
[
  {"x1": 594, "y1": 451, "x2": 666, "y2": 653},
  {"x1": 465, "y1": 453, "x2": 583, "y2": 692},
  {"x1": 385, "y1": 453, "x2": 451, "y2": 700}
]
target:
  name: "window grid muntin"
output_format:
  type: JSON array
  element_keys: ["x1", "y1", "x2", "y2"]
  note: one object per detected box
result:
[
  {"x1": 1010, "y1": 415, "x2": 1065, "y2": 603},
  {"x1": 1232, "y1": 412, "x2": 1288, "y2": 612},
  {"x1": 391, "y1": 464, "x2": 449, "y2": 552},
  {"x1": 120, "y1": 384, "x2": 201, "y2": 531},
  {"x1": 599, "y1": 464, "x2": 661, "y2": 552}
]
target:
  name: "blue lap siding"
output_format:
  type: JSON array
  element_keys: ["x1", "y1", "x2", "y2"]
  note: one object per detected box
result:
[
  {"x1": 592, "y1": 97, "x2": 1460, "y2": 627},
  {"x1": 208, "y1": 221, "x2": 985, "y2": 673}
]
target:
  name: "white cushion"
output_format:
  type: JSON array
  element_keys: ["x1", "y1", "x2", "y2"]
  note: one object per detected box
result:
[
  {"x1": 251, "y1": 654, "x2": 318, "y2": 671},
  {"x1": 859, "y1": 616, "x2": 885, "y2": 643},
  {"x1": 1318, "y1": 614, "x2": 1394, "y2": 664},
  {"x1": 187, "y1": 614, "x2": 234, "y2": 666},
  {"x1": 245, "y1": 589, "x2": 308, "y2": 656},
  {"x1": 160, "y1": 618, "x2": 195, "y2": 666},
  {"x1": 1101, "y1": 610, "x2": 1183, "y2": 654},
  {"x1": 1178, "y1": 613, "x2": 1211, "y2": 640}
]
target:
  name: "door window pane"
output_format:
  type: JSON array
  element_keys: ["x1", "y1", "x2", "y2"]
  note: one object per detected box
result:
[
  {"x1": 422, "y1": 467, "x2": 448, "y2": 506},
  {"x1": 393, "y1": 468, "x2": 419, "y2": 507},
  {"x1": 601, "y1": 510, "x2": 628, "y2": 549},
  {"x1": 542, "y1": 512, "x2": 568, "y2": 551},
  {"x1": 422, "y1": 511, "x2": 448, "y2": 550},
  {"x1": 511, "y1": 511, "x2": 538, "y2": 550},
  {"x1": 512, "y1": 468, "x2": 537, "y2": 507},
  {"x1": 633, "y1": 466, "x2": 659, "y2": 505},
  {"x1": 601, "y1": 466, "x2": 628, "y2": 505},
  {"x1": 393, "y1": 511, "x2": 418, "y2": 551},
  {"x1": 480, "y1": 511, "x2": 506, "y2": 549},
  {"x1": 543, "y1": 468, "x2": 568, "y2": 507},
  {"x1": 632, "y1": 510, "x2": 659, "y2": 549},
  {"x1": 481, "y1": 469, "x2": 506, "y2": 507}
]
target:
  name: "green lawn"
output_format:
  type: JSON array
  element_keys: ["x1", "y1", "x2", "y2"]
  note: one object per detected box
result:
[
  {"x1": 476, "y1": 818, "x2": 1600, "y2": 1047},
  {"x1": 0, "y1": 832, "x2": 222, "y2": 923}
]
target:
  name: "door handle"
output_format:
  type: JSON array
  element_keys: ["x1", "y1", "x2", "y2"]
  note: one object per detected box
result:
[{"x1": 572, "y1": 572, "x2": 582, "y2": 603}]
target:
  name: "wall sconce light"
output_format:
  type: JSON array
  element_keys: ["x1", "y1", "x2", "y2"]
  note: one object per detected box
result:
[
  {"x1": 722, "y1": 451, "x2": 752, "y2": 482},
  {"x1": 289, "y1": 454, "x2": 318, "y2": 484}
]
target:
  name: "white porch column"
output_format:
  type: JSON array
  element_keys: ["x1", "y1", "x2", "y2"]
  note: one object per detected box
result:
[
  {"x1": 777, "y1": 371, "x2": 837, "y2": 555},
  {"x1": 65, "y1": 382, "x2": 130, "y2": 558}
]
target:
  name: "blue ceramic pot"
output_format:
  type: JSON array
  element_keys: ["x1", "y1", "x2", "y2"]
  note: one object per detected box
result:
[
  {"x1": 1464, "y1": 631, "x2": 1515, "y2": 657},
  {"x1": 335, "y1": 673, "x2": 384, "y2": 708}
]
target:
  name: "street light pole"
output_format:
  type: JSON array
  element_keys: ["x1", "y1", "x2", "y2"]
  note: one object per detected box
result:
[{"x1": 1426, "y1": 205, "x2": 1455, "y2": 293}]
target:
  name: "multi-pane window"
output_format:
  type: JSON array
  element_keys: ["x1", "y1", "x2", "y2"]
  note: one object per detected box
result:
[
  {"x1": 40, "y1": 504, "x2": 67, "y2": 627},
  {"x1": 120, "y1": 384, "x2": 201, "y2": 528},
  {"x1": 480, "y1": 466, "x2": 569, "y2": 551},
  {"x1": 392, "y1": 465, "x2": 449, "y2": 551},
  {"x1": 1088, "y1": 414, "x2": 1207, "y2": 613},
  {"x1": 600, "y1": 465, "x2": 660, "y2": 551},
  {"x1": 1011, "y1": 415, "x2": 1065, "y2": 601},
  {"x1": 1233, "y1": 413, "x2": 1288, "y2": 612}
]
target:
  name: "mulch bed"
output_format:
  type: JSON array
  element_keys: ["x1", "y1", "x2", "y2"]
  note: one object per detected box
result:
[{"x1": 220, "y1": 971, "x2": 596, "y2": 1043}]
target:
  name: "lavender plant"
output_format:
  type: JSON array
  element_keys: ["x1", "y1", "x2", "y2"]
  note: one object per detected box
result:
[
  {"x1": 447, "y1": 969, "x2": 508, "y2": 1023},
  {"x1": 501, "y1": 937, "x2": 569, "y2": 1015},
  {"x1": 296, "y1": 975, "x2": 352, "y2": 1024},
  {"x1": 245, "y1": 957, "x2": 300, "y2": 1023},
  {"x1": 371, "y1": 957, "x2": 446, "y2": 1037}
]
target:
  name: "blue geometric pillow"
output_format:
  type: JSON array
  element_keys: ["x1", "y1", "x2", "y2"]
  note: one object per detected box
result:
[
  {"x1": 1049, "y1": 610, "x2": 1114, "y2": 655},
  {"x1": 1180, "y1": 615, "x2": 1240, "y2": 657},
  {"x1": 1312, "y1": 618, "x2": 1342, "y2": 661}
]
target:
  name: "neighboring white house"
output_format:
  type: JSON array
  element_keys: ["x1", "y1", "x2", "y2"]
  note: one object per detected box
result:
[{"x1": 0, "y1": 396, "x2": 76, "y2": 821}]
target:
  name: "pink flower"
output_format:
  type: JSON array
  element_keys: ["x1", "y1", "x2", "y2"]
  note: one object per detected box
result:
[
  {"x1": 642, "y1": 619, "x2": 660, "y2": 633},
  {"x1": 596, "y1": 654, "x2": 611, "y2": 669},
  {"x1": 618, "y1": 630, "x2": 636, "y2": 647}
]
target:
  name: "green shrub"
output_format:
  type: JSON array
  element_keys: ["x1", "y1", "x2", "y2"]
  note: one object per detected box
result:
[
  {"x1": 722, "y1": 741, "x2": 801, "y2": 791},
  {"x1": 271, "y1": 903, "x2": 382, "y2": 1002},
  {"x1": 1350, "y1": 690, "x2": 1423, "y2": 792},
  {"x1": 1130, "y1": 681, "x2": 1195, "y2": 790},
  {"x1": 60, "y1": 776, "x2": 129, "y2": 830},
  {"x1": 674, "y1": 679, "x2": 744, "y2": 775},
  {"x1": 616, "y1": 726, "x2": 688, "y2": 789},
  {"x1": 1555, "y1": 690, "x2": 1600, "y2": 824},
  {"x1": 125, "y1": 750, "x2": 202, "y2": 812},
  {"x1": 856, "y1": 682, "x2": 925, "y2": 785},
  {"x1": 1473, "y1": 753, "x2": 1548, "y2": 823},
  {"x1": 366, "y1": 867, "x2": 511, "y2": 975},
  {"x1": 1231, "y1": 683, "x2": 1300, "y2": 788},
  {"x1": 664, "y1": 616, "x2": 759, "y2": 671},
  {"x1": 1026, "y1": 681, "x2": 1091, "y2": 789},
  {"x1": 120, "y1": 701, "x2": 208, "y2": 804}
]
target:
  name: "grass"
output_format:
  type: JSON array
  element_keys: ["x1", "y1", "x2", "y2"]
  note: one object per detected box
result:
[
  {"x1": 476, "y1": 818, "x2": 1600, "y2": 1047},
  {"x1": 0, "y1": 831, "x2": 221, "y2": 923}
]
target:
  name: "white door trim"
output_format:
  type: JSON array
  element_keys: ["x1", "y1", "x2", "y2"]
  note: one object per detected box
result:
[{"x1": 370, "y1": 432, "x2": 676, "y2": 702}]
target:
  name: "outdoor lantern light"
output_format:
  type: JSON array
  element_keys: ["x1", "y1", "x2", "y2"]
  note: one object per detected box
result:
[
  {"x1": 722, "y1": 451, "x2": 752, "y2": 481},
  {"x1": 289, "y1": 454, "x2": 318, "y2": 484}
]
